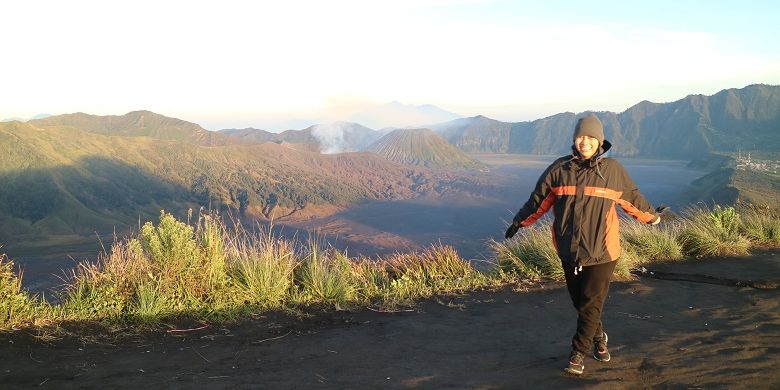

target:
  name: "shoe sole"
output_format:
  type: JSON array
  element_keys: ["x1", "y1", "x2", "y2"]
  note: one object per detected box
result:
[{"x1": 564, "y1": 367, "x2": 584, "y2": 375}]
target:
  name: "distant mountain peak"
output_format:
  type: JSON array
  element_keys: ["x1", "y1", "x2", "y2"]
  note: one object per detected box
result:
[
  {"x1": 349, "y1": 101, "x2": 461, "y2": 129},
  {"x1": 366, "y1": 127, "x2": 486, "y2": 170}
]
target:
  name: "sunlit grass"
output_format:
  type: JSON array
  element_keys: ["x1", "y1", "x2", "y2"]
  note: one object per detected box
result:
[
  {"x1": 295, "y1": 244, "x2": 355, "y2": 309},
  {"x1": 1, "y1": 204, "x2": 779, "y2": 330},
  {"x1": 228, "y1": 227, "x2": 297, "y2": 309}
]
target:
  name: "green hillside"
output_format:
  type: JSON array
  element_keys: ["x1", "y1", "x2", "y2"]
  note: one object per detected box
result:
[
  {"x1": 686, "y1": 153, "x2": 780, "y2": 210},
  {"x1": 218, "y1": 127, "x2": 278, "y2": 143},
  {"x1": 0, "y1": 120, "x2": 474, "y2": 240},
  {"x1": 30, "y1": 110, "x2": 247, "y2": 146}
]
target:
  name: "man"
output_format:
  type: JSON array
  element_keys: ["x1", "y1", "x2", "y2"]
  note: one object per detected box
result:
[{"x1": 504, "y1": 114, "x2": 661, "y2": 375}]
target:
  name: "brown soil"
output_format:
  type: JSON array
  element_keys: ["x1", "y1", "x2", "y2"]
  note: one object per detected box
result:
[{"x1": 2, "y1": 251, "x2": 779, "y2": 389}]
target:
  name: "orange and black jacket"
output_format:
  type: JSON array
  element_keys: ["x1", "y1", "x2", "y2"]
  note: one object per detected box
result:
[{"x1": 511, "y1": 141, "x2": 659, "y2": 269}]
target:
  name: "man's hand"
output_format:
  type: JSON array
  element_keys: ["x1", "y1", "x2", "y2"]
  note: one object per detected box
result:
[{"x1": 505, "y1": 222, "x2": 521, "y2": 239}]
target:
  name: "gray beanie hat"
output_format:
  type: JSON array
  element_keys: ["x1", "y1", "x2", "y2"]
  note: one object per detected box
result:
[{"x1": 573, "y1": 114, "x2": 604, "y2": 145}]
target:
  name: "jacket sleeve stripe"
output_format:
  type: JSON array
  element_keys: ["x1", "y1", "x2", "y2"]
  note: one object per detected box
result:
[
  {"x1": 520, "y1": 192, "x2": 557, "y2": 227},
  {"x1": 615, "y1": 198, "x2": 657, "y2": 224}
]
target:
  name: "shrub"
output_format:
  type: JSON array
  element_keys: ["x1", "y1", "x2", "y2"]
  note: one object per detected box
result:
[
  {"x1": 60, "y1": 211, "x2": 239, "y2": 321},
  {"x1": 140, "y1": 211, "x2": 203, "y2": 310},
  {"x1": 708, "y1": 205, "x2": 741, "y2": 237}
]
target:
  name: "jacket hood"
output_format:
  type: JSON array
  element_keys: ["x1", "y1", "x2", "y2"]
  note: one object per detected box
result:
[
  {"x1": 571, "y1": 139, "x2": 612, "y2": 161},
  {"x1": 570, "y1": 139, "x2": 612, "y2": 180}
]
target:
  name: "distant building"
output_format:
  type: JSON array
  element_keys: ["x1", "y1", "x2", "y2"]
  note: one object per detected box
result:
[{"x1": 736, "y1": 150, "x2": 780, "y2": 173}]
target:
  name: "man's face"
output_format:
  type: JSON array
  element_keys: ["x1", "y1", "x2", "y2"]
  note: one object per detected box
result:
[{"x1": 575, "y1": 136, "x2": 600, "y2": 159}]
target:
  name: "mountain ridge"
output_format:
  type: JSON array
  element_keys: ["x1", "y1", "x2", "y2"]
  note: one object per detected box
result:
[
  {"x1": 432, "y1": 84, "x2": 780, "y2": 158},
  {"x1": 30, "y1": 110, "x2": 248, "y2": 146}
]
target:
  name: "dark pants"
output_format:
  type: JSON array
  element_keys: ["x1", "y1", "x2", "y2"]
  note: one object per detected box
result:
[{"x1": 563, "y1": 260, "x2": 617, "y2": 354}]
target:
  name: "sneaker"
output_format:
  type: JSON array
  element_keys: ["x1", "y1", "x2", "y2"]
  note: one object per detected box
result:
[
  {"x1": 564, "y1": 350, "x2": 585, "y2": 375},
  {"x1": 593, "y1": 332, "x2": 611, "y2": 362}
]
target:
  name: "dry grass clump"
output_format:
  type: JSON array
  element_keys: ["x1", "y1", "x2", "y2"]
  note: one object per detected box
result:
[
  {"x1": 739, "y1": 206, "x2": 780, "y2": 246},
  {"x1": 0, "y1": 254, "x2": 50, "y2": 328},
  {"x1": 489, "y1": 221, "x2": 563, "y2": 281},
  {"x1": 620, "y1": 218, "x2": 684, "y2": 265},
  {"x1": 678, "y1": 206, "x2": 751, "y2": 257}
]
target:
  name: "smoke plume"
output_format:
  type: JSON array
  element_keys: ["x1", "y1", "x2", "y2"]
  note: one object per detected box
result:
[{"x1": 312, "y1": 123, "x2": 347, "y2": 154}]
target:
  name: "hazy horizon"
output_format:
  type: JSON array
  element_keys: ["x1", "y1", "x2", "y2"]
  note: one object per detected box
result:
[
  {"x1": 5, "y1": 81, "x2": 779, "y2": 133},
  {"x1": 2, "y1": 1, "x2": 779, "y2": 131}
]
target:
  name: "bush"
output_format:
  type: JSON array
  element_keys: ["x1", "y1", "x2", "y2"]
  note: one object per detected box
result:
[
  {"x1": 60, "y1": 211, "x2": 239, "y2": 321},
  {"x1": 140, "y1": 211, "x2": 204, "y2": 310}
]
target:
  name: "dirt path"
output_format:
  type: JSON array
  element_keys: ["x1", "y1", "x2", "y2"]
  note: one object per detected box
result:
[{"x1": 2, "y1": 253, "x2": 779, "y2": 389}]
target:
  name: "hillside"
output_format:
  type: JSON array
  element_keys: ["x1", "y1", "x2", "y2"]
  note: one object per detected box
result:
[
  {"x1": 432, "y1": 84, "x2": 780, "y2": 158},
  {"x1": 732, "y1": 169, "x2": 780, "y2": 209},
  {"x1": 218, "y1": 127, "x2": 278, "y2": 143},
  {"x1": 0, "y1": 120, "x2": 478, "y2": 240},
  {"x1": 685, "y1": 153, "x2": 780, "y2": 210},
  {"x1": 29, "y1": 111, "x2": 247, "y2": 146},
  {"x1": 366, "y1": 128, "x2": 486, "y2": 170}
]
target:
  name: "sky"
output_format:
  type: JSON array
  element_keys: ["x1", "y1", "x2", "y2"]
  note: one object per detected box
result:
[{"x1": 2, "y1": 0, "x2": 779, "y2": 131}]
